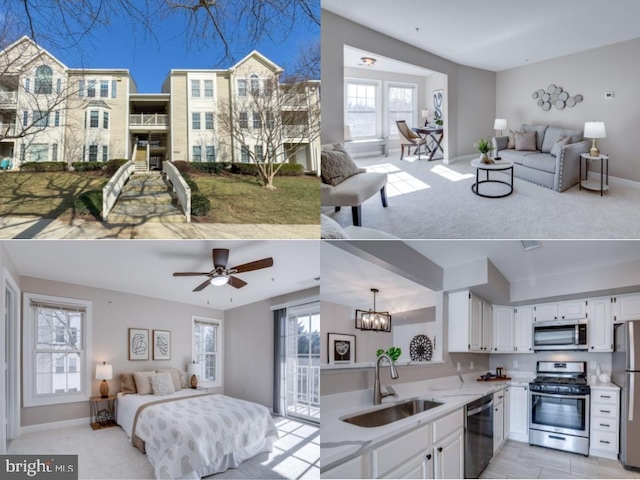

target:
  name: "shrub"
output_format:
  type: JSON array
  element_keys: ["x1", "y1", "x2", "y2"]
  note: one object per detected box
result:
[
  {"x1": 276, "y1": 163, "x2": 304, "y2": 176},
  {"x1": 72, "y1": 162, "x2": 104, "y2": 172},
  {"x1": 74, "y1": 190, "x2": 102, "y2": 217},
  {"x1": 229, "y1": 162, "x2": 304, "y2": 176},
  {"x1": 189, "y1": 162, "x2": 224, "y2": 174},
  {"x1": 172, "y1": 161, "x2": 192, "y2": 174},
  {"x1": 185, "y1": 178, "x2": 199, "y2": 192},
  {"x1": 229, "y1": 163, "x2": 259, "y2": 176},
  {"x1": 20, "y1": 161, "x2": 67, "y2": 172},
  {"x1": 191, "y1": 193, "x2": 211, "y2": 216},
  {"x1": 105, "y1": 159, "x2": 128, "y2": 176}
]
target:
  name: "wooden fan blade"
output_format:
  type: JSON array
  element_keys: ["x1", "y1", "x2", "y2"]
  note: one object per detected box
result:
[
  {"x1": 228, "y1": 276, "x2": 248, "y2": 289},
  {"x1": 212, "y1": 249, "x2": 229, "y2": 269},
  {"x1": 193, "y1": 278, "x2": 212, "y2": 292},
  {"x1": 231, "y1": 257, "x2": 274, "y2": 273},
  {"x1": 173, "y1": 272, "x2": 209, "y2": 276}
]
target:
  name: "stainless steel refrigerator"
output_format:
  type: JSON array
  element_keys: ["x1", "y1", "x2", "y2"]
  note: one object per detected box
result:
[{"x1": 612, "y1": 320, "x2": 640, "y2": 470}]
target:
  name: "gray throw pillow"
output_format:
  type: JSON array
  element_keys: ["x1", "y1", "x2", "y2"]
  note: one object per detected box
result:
[
  {"x1": 515, "y1": 131, "x2": 537, "y2": 151},
  {"x1": 550, "y1": 136, "x2": 570, "y2": 157},
  {"x1": 321, "y1": 214, "x2": 348, "y2": 239},
  {"x1": 321, "y1": 150, "x2": 360, "y2": 186},
  {"x1": 151, "y1": 372, "x2": 175, "y2": 396},
  {"x1": 507, "y1": 130, "x2": 520, "y2": 149}
]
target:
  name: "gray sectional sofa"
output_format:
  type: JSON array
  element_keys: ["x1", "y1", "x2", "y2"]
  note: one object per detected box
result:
[{"x1": 492, "y1": 124, "x2": 590, "y2": 192}]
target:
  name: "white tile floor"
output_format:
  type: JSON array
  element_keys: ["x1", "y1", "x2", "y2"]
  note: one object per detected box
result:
[{"x1": 480, "y1": 440, "x2": 640, "y2": 479}]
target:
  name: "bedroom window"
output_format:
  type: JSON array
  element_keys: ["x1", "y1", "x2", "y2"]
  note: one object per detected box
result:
[
  {"x1": 388, "y1": 84, "x2": 416, "y2": 135},
  {"x1": 345, "y1": 80, "x2": 379, "y2": 138},
  {"x1": 23, "y1": 293, "x2": 92, "y2": 407},
  {"x1": 192, "y1": 316, "x2": 221, "y2": 387}
]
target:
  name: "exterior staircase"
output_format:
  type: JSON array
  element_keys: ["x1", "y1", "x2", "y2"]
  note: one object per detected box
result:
[
  {"x1": 134, "y1": 146, "x2": 148, "y2": 173},
  {"x1": 107, "y1": 172, "x2": 187, "y2": 224}
]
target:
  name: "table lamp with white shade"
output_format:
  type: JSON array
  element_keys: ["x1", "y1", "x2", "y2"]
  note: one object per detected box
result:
[
  {"x1": 187, "y1": 361, "x2": 201, "y2": 389},
  {"x1": 421, "y1": 109, "x2": 430, "y2": 127},
  {"x1": 96, "y1": 362, "x2": 113, "y2": 398},
  {"x1": 584, "y1": 121, "x2": 606, "y2": 157},
  {"x1": 343, "y1": 125, "x2": 353, "y2": 142},
  {"x1": 494, "y1": 118, "x2": 507, "y2": 137}
]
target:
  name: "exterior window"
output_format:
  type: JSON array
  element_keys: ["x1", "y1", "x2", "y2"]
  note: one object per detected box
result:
[
  {"x1": 204, "y1": 80, "x2": 213, "y2": 98},
  {"x1": 345, "y1": 81, "x2": 378, "y2": 138},
  {"x1": 241, "y1": 145, "x2": 250, "y2": 163},
  {"x1": 78, "y1": 80, "x2": 85, "y2": 98},
  {"x1": 267, "y1": 145, "x2": 275, "y2": 161},
  {"x1": 111, "y1": 80, "x2": 117, "y2": 98},
  {"x1": 30, "y1": 144, "x2": 48, "y2": 162},
  {"x1": 56, "y1": 78, "x2": 61, "y2": 94},
  {"x1": 192, "y1": 112, "x2": 201, "y2": 130},
  {"x1": 24, "y1": 78, "x2": 30, "y2": 93},
  {"x1": 254, "y1": 145, "x2": 264, "y2": 162},
  {"x1": 239, "y1": 112, "x2": 248, "y2": 129},
  {"x1": 192, "y1": 146, "x2": 202, "y2": 163},
  {"x1": 193, "y1": 317, "x2": 221, "y2": 385},
  {"x1": 100, "y1": 81, "x2": 109, "y2": 98},
  {"x1": 253, "y1": 112, "x2": 261, "y2": 129},
  {"x1": 23, "y1": 293, "x2": 91, "y2": 407},
  {"x1": 267, "y1": 112, "x2": 275, "y2": 129},
  {"x1": 20, "y1": 144, "x2": 26, "y2": 162},
  {"x1": 54, "y1": 111, "x2": 60, "y2": 127},
  {"x1": 237, "y1": 79, "x2": 247, "y2": 96},
  {"x1": 52, "y1": 144, "x2": 58, "y2": 162},
  {"x1": 87, "y1": 81, "x2": 96, "y2": 98},
  {"x1": 89, "y1": 110, "x2": 99, "y2": 128},
  {"x1": 22, "y1": 111, "x2": 28, "y2": 127},
  {"x1": 102, "y1": 146, "x2": 108, "y2": 162},
  {"x1": 103, "y1": 112, "x2": 109, "y2": 129},
  {"x1": 206, "y1": 146, "x2": 215, "y2": 162},
  {"x1": 191, "y1": 79, "x2": 200, "y2": 97},
  {"x1": 88, "y1": 145, "x2": 98, "y2": 162},
  {"x1": 250, "y1": 74, "x2": 260, "y2": 95},
  {"x1": 388, "y1": 85, "x2": 416, "y2": 135},
  {"x1": 35, "y1": 66, "x2": 53, "y2": 94},
  {"x1": 33, "y1": 111, "x2": 49, "y2": 128},
  {"x1": 205, "y1": 113, "x2": 214, "y2": 130}
]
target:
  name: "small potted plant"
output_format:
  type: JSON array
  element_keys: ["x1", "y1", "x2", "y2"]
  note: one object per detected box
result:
[
  {"x1": 376, "y1": 347, "x2": 402, "y2": 364},
  {"x1": 434, "y1": 118, "x2": 444, "y2": 127},
  {"x1": 475, "y1": 138, "x2": 495, "y2": 164}
]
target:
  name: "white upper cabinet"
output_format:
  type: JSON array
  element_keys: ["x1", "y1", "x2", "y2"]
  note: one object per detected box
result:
[
  {"x1": 589, "y1": 296, "x2": 613, "y2": 352},
  {"x1": 513, "y1": 306, "x2": 534, "y2": 353},
  {"x1": 534, "y1": 302, "x2": 558, "y2": 322},
  {"x1": 482, "y1": 301, "x2": 492, "y2": 352},
  {"x1": 469, "y1": 295, "x2": 483, "y2": 352},
  {"x1": 613, "y1": 293, "x2": 640, "y2": 322},
  {"x1": 559, "y1": 300, "x2": 587, "y2": 320},
  {"x1": 492, "y1": 306, "x2": 514, "y2": 353},
  {"x1": 448, "y1": 291, "x2": 491, "y2": 353}
]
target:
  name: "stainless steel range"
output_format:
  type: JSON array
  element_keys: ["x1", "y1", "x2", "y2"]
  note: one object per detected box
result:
[{"x1": 529, "y1": 361, "x2": 590, "y2": 455}]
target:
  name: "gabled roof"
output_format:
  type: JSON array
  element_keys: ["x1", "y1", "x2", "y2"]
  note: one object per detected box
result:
[
  {"x1": 231, "y1": 50, "x2": 284, "y2": 74},
  {"x1": 0, "y1": 35, "x2": 68, "y2": 70}
]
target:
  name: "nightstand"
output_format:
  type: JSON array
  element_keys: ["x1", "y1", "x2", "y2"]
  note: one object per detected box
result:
[
  {"x1": 90, "y1": 395, "x2": 117, "y2": 430},
  {"x1": 579, "y1": 153, "x2": 609, "y2": 196}
]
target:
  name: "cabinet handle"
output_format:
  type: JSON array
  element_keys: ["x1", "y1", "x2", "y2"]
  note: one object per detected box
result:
[
  {"x1": 601, "y1": 395, "x2": 611, "y2": 399},
  {"x1": 498, "y1": 395, "x2": 504, "y2": 399},
  {"x1": 600, "y1": 410, "x2": 611, "y2": 414},
  {"x1": 426, "y1": 454, "x2": 432, "y2": 460},
  {"x1": 591, "y1": 346, "x2": 594, "y2": 349},
  {"x1": 600, "y1": 440, "x2": 611, "y2": 444},
  {"x1": 562, "y1": 316, "x2": 565, "y2": 319},
  {"x1": 438, "y1": 447, "x2": 443, "y2": 453},
  {"x1": 600, "y1": 423, "x2": 610, "y2": 427}
]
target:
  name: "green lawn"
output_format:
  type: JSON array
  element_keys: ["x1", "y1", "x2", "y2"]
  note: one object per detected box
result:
[
  {"x1": 0, "y1": 171, "x2": 107, "y2": 219},
  {"x1": 192, "y1": 172, "x2": 320, "y2": 224}
]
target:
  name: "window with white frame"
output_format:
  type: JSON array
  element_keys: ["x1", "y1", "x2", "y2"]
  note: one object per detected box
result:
[
  {"x1": 33, "y1": 111, "x2": 49, "y2": 128},
  {"x1": 206, "y1": 146, "x2": 215, "y2": 162},
  {"x1": 89, "y1": 110, "x2": 99, "y2": 128},
  {"x1": 253, "y1": 112, "x2": 261, "y2": 129},
  {"x1": 87, "y1": 80, "x2": 96, "y2": 98},
  {"x1": 29, "y1": 144, "x2": 48, "y2": 162},
  {"x1": 241, "y1": 145, "x2": 250, "y2": 163},
  {"x1": 192, "y1": 112, "x2": 201, "y2": 130},
  {"x1": 52, "y1": 144, "x2": 58, "y2": 162},
  {"x1": 388, "y1": 84, "x2": 416, "y2": 135},
  {"x1": 191, "y1": 79, "x2": 201, "y2": 97},
  {"x1": 204, "y1": 80, "x2": 214, "y2": 98},
  {"x1": 237, "y1": 79, "x2": 247, "y2": 97},
  {"x1": 23, "y1": 293, "x2": 92, "y2": 407},
  {"x1": 192, "y1": 316, "x2": 221, "y2": 386},
  {"x1": 239, "y1": 112, "x2": 248, "y2": 129},
  {"x1": 254, "y1": 145, "x2": 264, "y2": 162},
  {"x1": 100, "y1": 81, "x2": 109, "y2": 98},
  {"x1": 35, "y1": 65, "x2": 53, "y2": 95},
  {"x1": 250, "y1": 74, "x2": 260, "y2": 95},
  {"x1": 102, "y1": 145, "x2": 108, "y2": 162},
  {"x1": 88, "y1": 145, "x2": 98, "y2": 162},
  {"x1": 103, "y1": 112, "x2": 109, "y2": 129},
  {"x1": 192, "y1": 146, "x2": 202, "y2": 162},
  {"x1": 205, "y1": 112, "x2": 214, "y2": 130},
  {"x1": 345, "y1": 80, "x2": 378, "y2": 138}
]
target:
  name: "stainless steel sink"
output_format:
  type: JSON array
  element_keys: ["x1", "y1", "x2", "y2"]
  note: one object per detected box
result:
[{"x1": 341, "y1": 399, "x2": 443, "y2": 428}]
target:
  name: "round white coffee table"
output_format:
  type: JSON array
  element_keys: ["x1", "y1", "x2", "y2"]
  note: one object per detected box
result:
[{"x1": 471, "y1": 158, "x2": 514, "y2": 198}]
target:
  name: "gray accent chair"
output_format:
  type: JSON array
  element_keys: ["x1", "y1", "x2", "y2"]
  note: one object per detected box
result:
[
  {"x1": 321, "y1": 144, "x2": 388, "y2": 227},
  {"x1": 492, "y1": 124, "x2": 590, "y2": 192}
]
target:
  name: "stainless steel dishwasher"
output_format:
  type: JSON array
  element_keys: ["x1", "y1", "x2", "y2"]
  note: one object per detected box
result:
[{"x1": 465, "y1": 393, "x2": 494, "y2": 479}]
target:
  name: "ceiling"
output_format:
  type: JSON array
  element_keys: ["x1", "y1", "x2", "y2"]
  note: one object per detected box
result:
[
  {"x1": 4, "y1": 240, "x2": 320, "y2": 311},
  {"x1": 344, "y1": 45, "x2": 435, "y2": 76},
  {"x1": 324, "y1": 0, "x2": 640, "y2": 71}
]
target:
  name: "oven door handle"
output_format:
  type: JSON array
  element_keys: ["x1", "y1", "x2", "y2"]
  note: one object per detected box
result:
[{"x1": 531, "y1": 391, "x2": 588, "y2": 400}]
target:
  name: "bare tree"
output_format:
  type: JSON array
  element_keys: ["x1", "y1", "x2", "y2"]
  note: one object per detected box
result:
[{"x1": 216, "y1": 74, "x2": 320, "y2": 190}]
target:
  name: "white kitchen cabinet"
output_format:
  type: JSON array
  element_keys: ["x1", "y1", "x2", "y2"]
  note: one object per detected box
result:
[
  {"x1": 507, "y1": 384, "x2": 529, "y2": 443},
  {"x1": 559, "y1": 300, "x2": 587, "y2": 320},
  {"x1": 589, "y1": 386, "x2": 620, "y2": 459},
  {"x1": 534, "y1": 302, "x2": 558, "y2": 322},
  {"x1": 613, "y1": 293, "x2": 640, "y2": 322},
  {"x1": 469, "y1": 294, "x2": 483, "y2": 352},
  {"x1": 513, "y1": 306, "x2": 533, "y2": 353},
  {"x1": 482, "y1": 301, "x2": 492, "y2": 352},
  {"x1": 434, "y1": 428, "x2": 464, "y2": 480},
  {"x1": 589, "y1": 296, "x2": 613, "y2": 352},
  {"x1": 448, "y1": 291, "x2": 491, "y2": 353},
  {"x1": 493, "y1": 389, "x2": 506, "y2": 453},
  {"x1": 324, "y1": 455, "x2": 365, "y2": 479},
  {"x1": 492, "y1": 306, "x2": 514, "y2": 352},
  {"x1": 373, "y1": 423, "x2": 431, "y2": 478}
]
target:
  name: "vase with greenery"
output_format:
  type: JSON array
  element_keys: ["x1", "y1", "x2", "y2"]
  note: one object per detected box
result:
[
  {"x1": 376, "y1": 347, "x2": 402, "y2": 363},
  {"x1": 434, "y1": 118, "x2": 443, "y2": 126},
  {"x1": 475, "y1": 138, "x2": 495, "y2": 164}
]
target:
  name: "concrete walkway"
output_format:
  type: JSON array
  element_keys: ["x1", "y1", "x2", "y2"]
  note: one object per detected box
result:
[{"x1": 0, "y1": 216, "x2": 319, "y2": 239}]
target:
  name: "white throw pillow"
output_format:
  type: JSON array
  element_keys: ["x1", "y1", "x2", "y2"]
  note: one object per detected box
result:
[
  {"x1": 156, "y1": 368, "x2": 182, "y2": 391},
  {"x1": 133, "y1": 371, "x2": 155, "y2": 395},
  {"x1": 151, "y1": 372, "x2": 176, "y2": 396}
]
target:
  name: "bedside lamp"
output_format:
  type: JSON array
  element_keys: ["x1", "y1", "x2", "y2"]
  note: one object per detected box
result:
[
  {"x1": 187, "y1": 361, "x2": 200, "y2": 389},
  {"x1": 584, "y1": 121, "x2": 606, "y2": 157},
  {"x1": 494, "y1": 118, "x2": 507, "y2": 137},
  {"x1": 96, "y1": 362, "x2": 113, "y2": 398}
]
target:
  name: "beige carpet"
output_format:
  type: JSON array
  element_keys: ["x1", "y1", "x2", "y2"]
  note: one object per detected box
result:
[
  {"x1": 323, "y1": 152, "x2": 640, "y2": 239},
  {"x1": 7, "y1": 416, "x2": 319, "y2": 479}
]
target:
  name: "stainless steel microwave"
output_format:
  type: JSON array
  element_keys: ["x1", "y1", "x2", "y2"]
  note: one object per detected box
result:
[{"x1": 533, "y1": 319, "x2": 588, "y2": 351}]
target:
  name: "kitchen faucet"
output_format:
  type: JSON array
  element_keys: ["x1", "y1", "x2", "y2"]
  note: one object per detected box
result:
[{"x1": 373, "y1": 353, "x2": 399, "y2": 405}]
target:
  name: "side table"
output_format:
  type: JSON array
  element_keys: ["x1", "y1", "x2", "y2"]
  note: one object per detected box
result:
[
  {"x1": 579, "y1": 153, "x2": 609, "y2": 196},
  {"x1": 90, "y1": 395, "x2": 117, "y2": 430}
]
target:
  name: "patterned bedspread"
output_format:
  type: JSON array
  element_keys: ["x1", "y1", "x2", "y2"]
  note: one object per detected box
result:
[{"x1": 132, "y1": 394, "x2": 278, "y2": 479}]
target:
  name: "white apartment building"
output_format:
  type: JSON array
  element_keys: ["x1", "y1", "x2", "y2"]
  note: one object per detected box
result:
[{"x1": 0, "y1": 36, "x2": 320, "y2": 172}]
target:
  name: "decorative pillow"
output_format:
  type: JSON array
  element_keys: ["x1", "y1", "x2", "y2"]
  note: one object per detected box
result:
[
  {"x1": 550, "y1": 136, "x2": 570, "y2": 157},
  {"x1": 150, "y1": 372, "x2": 175, "y2": 396},
  {"x1": 321, "y1": 214, "x2": 348, "y2": 239},
  {"x1": 120, "y1": 373, "x2": 137, "y2": 394},
  {"x1": 507, "y1": 130, "x2": 519, "y2": 149},
  {"x1": 515, "y1": 131, "x2": 537, "y2": 151},
  {"x1": 133, "y1": 371, "x2": 155, "y2": 395},
  {"x1": 156, "y1": 368, "x2": 182, "y2": 391},
  {"x1": 321, "y1": 150, "x2": 360, "y2": 186}
]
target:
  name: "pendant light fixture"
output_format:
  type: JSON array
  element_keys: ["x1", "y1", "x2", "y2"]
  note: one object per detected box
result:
[{"x1": 355, "y1": 288, "x2": 392, "y2": 332}]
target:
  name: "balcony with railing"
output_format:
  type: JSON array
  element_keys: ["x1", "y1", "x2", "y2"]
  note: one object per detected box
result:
[
  {"x1": 0, "y1": 91, "x2": 18, "y2": 108},
  {"x1": 283, "y1": 93, "x2": 308, "y2": 108},
  {"x1": 129, "y1": 113, "x2": 169, "y2": 129},
  {"x1": 282, "y1": 124, "x2": 310, "y2": 140},
  {"x1": 288, "y1": 359, "x2": 320, "y2": 420},
  {"x1": 0, "y1": 123, "x2": 16, "y2": 139}
]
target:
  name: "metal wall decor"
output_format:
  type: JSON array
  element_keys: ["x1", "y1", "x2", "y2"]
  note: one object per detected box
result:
[
  {"x1": 531, "y1": 84, "x2": 583, "y2": 111},
  {"x1": 409, "y1": 334, "x2": 433, "y2": 361}
]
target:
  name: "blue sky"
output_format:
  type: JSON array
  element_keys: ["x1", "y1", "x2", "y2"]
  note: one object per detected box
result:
[{"x1": 48, "y1": 7, "x2": 319, "y2": 92}]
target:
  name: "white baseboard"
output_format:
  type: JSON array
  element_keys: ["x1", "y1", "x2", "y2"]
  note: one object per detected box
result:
[
  {"x1": 586, "y1": 171, "x2": 640, "y2": 189},
  {"x1": 19, "y1": 416, "x2": 91, "y2": 435},
  {"x1": 589, "y1": 448, "x2": 618, "y2": 460},
  {"x1": 507, "y1": 432, "x2": 529, "y2": 444}
]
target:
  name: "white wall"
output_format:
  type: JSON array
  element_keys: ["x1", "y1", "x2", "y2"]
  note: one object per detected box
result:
[{"x1": 496, "y1": 37, "x2": 640, "y2": 183}]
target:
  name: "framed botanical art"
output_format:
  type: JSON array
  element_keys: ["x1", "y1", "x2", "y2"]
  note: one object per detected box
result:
[
  {"x1": 328, "y1": 333, "x2": 356, "y2": 365},
  {"x1": 129, "y1": 328, "x2": 149, "y2": 360},
  {"x1": 153, "y1": 330, "x2": 171, "y2": 360}
]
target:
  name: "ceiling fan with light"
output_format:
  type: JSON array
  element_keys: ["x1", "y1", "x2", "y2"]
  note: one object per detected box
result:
[{"x1": 173, "y1": 248, "x2": 274, "y2": 292}]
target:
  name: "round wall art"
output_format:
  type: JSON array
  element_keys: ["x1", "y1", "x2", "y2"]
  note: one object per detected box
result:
[
  {"x1": 409, "y1": 334, "x2": 433, "y2": 361},
  {"x1": 532, "y1": 85, "x2": 583, "y2": 110}
]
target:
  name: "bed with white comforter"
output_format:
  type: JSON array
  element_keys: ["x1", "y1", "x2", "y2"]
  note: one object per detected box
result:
[{"x1": 116, "y1": 389, "x2": 278, "y2": 479}]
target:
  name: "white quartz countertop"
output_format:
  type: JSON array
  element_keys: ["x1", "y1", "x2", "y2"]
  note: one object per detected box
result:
[{"x1": 320, "y1": 376, "x2": 533, "y2": 473}]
